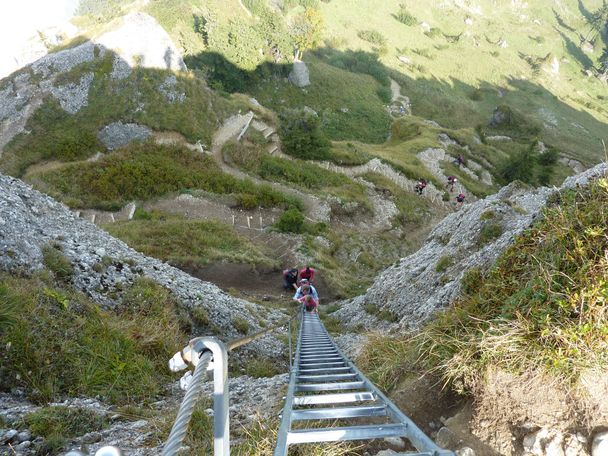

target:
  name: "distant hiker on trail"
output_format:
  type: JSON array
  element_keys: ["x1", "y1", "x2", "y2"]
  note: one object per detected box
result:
[
  {"x1": 455, "y1": 192, "x2": 466, "y2": 208},
  {"x1": 283, "y1": 268, "x2": 299, "y2": 291},
  {"x1": 302, "y1": 294, "x2": 318, "y2": 313},
  {"x1": 454, "y1": 154, "x2": 465, "y2": 167},
  {"x1": 446, "y1": 175, "x2": 458, "y2": 192},
  {"x1": 293, "y1": 282, "x2": 319, "y2": 304},
  {"x1": 414, "y1": 178, "x2": 427, "y2": 195},
  {"x1": 299, "y1": 266, "x2": 315, "y2": 284}
]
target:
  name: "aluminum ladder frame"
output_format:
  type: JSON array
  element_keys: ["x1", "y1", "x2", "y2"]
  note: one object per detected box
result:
[{"x1": 274, "y1": 311, "x2": 454, "y2": 456}]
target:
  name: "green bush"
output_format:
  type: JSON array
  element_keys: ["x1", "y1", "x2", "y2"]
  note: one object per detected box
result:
[
  {"x1": 480, "y1": 210, "x2": 496, "y2": 221},
  {"x1": 357, "y1": 30, "x2": 387, "y2": 46},
  {"x1": 416, "y1": 181, "x2": 608, "y2": 391},
  {"x1": 275, "y1": 208, "x2": 305, "y2": 233},
  {"x1": 278, "y1": 109, "x2": 331, "y2": 160},
  {"x1": 42, "y1": 245, "x2": 73, "y2": 283}
]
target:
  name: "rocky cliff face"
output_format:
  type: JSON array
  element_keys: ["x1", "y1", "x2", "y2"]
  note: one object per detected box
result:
[
  {"x1": 0, "y1": 173, "x2": 286, "y2": 351},
  {"x1": 0, "y1": 12, "x2": 186, "y2": 155},
  {"x1": 334, "y1": 163, "x2": 608, "y2": 331}
]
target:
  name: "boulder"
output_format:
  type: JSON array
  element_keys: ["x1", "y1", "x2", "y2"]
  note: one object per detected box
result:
[
  {"x1": 288, "y1": 61, "x2": 310, "y2": 87},
  {"x1": 593, "y1": 431, "x2": 608, "y2": 456}
]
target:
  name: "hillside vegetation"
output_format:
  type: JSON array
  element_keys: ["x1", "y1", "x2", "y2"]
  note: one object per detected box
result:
[{"x1": 360, "y1": 176, "x2": 608, "y2": 417}]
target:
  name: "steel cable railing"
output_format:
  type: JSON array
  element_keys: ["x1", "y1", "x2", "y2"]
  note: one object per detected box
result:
[{"x1": 161, "y1": 311, "x2": 300, "y2": 456}]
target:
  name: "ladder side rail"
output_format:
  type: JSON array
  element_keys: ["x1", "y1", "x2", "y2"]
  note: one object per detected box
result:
[
  {"x1": 326, "y1": 325, "x2": 455, "y2": 456},
  {"x1": 274, "y1": 308, "x2": 305, "y2": 456}
]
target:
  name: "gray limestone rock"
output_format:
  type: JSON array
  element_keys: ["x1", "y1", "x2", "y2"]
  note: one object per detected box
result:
[
  {"x1": 98, "y1": 122, "x2": 152, "y2": 150},
  {"x1": 288, "y1": 61, "x2": 310, "y2": 87},
  {"x1": 334, "y1": 163, "x2": 607, "y2": 331}
]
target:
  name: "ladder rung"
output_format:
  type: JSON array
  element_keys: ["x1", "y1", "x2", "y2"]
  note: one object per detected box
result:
[
  {"x1": 299, "y1": 362, "x2": 345, "y2": 369},
  {"x1": 299, "y1": 366, "x2": 352, "y2": 374},
  {"x1": 299, "y1": 356, "x2": 342, "y2": 361},
  {"x1": 300, "y1": 350, "x2": 338, "y2": 356},
  {"x1": 297, "y1": 373, "x2": 358, "y2": 382},
  {"x1": 296, "y1": 381, "x2": 365, "y2": 392},
  {"x1": 286, "y1": 423, "x2": 407, "y2": 444},
  {"x1": 291, "y1": 405, "x2": 388, "y2": 421},
  {"x1": 293, "y1": 391, "x2": 375, "y2": 406}
]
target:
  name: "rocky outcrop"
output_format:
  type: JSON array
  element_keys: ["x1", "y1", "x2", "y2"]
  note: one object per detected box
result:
[
  {"x1": 334, "y1": 163, "x2": 608, "y2": 331},
  {"x1": 96, "y1": 13, "x2": 186, "y2": 72},
  {"x1": 0, "y1": 174, "x2": 286, "y2": 345},
  {"x1": 98, "y1": 122, "x2": 152, "y2": 150},
  {"x1": 288, "y1": 61, "x2": 310, "y2": 87}
]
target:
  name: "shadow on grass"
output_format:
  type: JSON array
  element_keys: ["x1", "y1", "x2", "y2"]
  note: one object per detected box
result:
[{"x1": 183, "y1": 46, "x2": 608, "y2": 163}]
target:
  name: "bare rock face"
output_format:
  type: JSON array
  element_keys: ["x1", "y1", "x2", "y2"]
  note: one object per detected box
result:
[
  {"x1": 288, "y1": 61, "x2": 310, "y2": 87},
  {"x1": 96, "y1": 12, "x2": 186, "y2": 72},
  {"x1": 334, "y1": 163, "x2": 608, "y2": 331},
  {"x1": 98, "y1": 122, "x2": 152, "y2": 150}
]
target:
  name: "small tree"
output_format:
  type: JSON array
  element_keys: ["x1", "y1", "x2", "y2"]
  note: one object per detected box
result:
[
  {"x1": 290, "y1": 8, "x2": 324, "y2": 60},
  {"x1": 279, "y1": 109, "x2": 331, "y2": 160}
]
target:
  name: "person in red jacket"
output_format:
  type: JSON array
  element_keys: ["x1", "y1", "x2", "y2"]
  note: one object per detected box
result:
[{"x1": 299, "y1": 266, "x2": 315, "y2": 284}]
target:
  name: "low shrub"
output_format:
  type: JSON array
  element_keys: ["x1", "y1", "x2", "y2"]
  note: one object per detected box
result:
[
  {"x1": 274, "y1": 208, "x2": 305, "y2": 233},
  {"x1": 244, "y1": 359, "x2": 280, "y2": 378},
  {"x1": 435, "y1": 255, "x2": 453, "y2": 273},
  {"x1": 35, "y1": 142, "x2": 300, "y2": 211},
  {"x1": 478, "y1": 223, "x2": 503, "y2": 245},
  {"x1": 233, "y1": 316, "x2": 250, "y2": 334},
  {"x1": 106, "y1": 216, "x2": 277, "y2": 268},
  {"x1": 357, "y1": 30, "x2": 387, "y2": 46},
  {"x1": 394, "y1": 5, "x2": 417, "y2": 26},
  {"x1": 42, "y1": 245, "x2": 73, "y2": 283},
  {"x1": 24, "y1": 406, "x2": 108, "y2": 441}
]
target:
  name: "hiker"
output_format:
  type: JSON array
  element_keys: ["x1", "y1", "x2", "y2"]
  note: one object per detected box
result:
[
  {"x1": 301, "y1": 294, "x2": 319, "y2": 313},
  {"x1": 455, "y1": 192, "x2": 466, "y2": 208},
  {"x1": 299, "y1": 266, "x2": 315, "y2": 284},
  {"x1": 453, "y1": 154, "x2": 465, "y2": 167},
  {"x1": 446, "y1": 175, "x2": 458, "y2": 192},
  {"x1": 282, "y1": 268, "x2": 299, "y2": 291},
  {"x1": 414, "y1": 178, "x2": 427, "y2": 195},
  {"x1": 293, "y1": 281, "x2": 319, "y2": 304}
]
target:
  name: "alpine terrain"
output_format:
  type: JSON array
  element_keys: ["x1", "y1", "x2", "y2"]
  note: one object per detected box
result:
[{"x1": 1, "y1": 1, "x2": 608, "y2": 455}]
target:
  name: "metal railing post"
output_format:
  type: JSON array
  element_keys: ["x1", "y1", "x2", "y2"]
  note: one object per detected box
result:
[
  {"x1": 192, "y1": 337, "x2": 230, "y2": 456},
  {"x1": 288, "y1": 319, "x2": 292, "y2": 370}
]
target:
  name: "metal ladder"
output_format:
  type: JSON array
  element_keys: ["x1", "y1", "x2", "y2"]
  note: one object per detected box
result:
[{"x1": 274, "y1": 312, "x2": 454, "y2": 456}]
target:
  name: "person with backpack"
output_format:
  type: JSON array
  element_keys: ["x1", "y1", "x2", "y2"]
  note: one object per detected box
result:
[
  {"x1": 446, "y1": 175, "x2": 458, "y2": 192},
  {"x1": 301, "y1": 294, "x2": 318, "y2": 313},
  {"x1": 415, "y1": 178, "x2": 427, "y2": 195},
  {"x1": 293, "y1": 281, "x2": 319, "y2": 304},
  {"x1": 456, "y1": 192, "x2": 466, "y2": 208},
  {"x1": 282, "y1": 268, "x2": 299, "y2": 291},
  {"x1": 299, "y1": 266, "x2": 315, "y2": 284}
]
